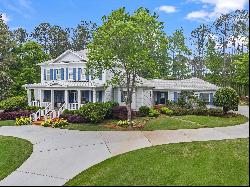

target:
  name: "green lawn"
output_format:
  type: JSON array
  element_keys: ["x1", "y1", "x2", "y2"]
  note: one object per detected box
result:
[
  {"x1": 143, "y1": 115, "x2": 248, "y2": 130},
  {"x1": 65, "y1": 138, "x2": 249, "y2": 186},
  {"x1": 0, "y1": 120, "x2": 15, "y2": 127},
  {"x1": 0, "y1": 136, "x2": 33, "y2": 180}
]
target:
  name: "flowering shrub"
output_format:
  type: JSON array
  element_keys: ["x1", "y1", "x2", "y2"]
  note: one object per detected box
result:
[
  {"x1": 79, "y1": 103, "x2": 109, "y2": 123},
  {"x1": 0, "y1": 96, "x2": 28, "y2": 111},
  {"x1": 0, "y1": 110, "x2": 33, "y2": 120},
  {"x1": 41, "y1": 118, "x2": 69, "y2": 128},
  {"x1": 148, "y1": 108, "x2": 160, "y2": 117},
  {"x1": 160, "y1": 107, "x2": 174, "y2": 116},
  {"x1": 52, "y1": 118, "x2": 69, "y2": 128},
  {"x1": 15, "y1": 117, "x2": 31, "y2": 126}
]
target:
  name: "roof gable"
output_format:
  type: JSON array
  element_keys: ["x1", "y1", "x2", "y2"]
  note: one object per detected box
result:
[{"x1": 52, "y1": 50, "x2": 86, "y2": 64}]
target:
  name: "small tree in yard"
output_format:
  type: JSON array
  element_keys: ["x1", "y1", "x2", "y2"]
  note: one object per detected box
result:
[
  {"x1": 87, "y1": 7, "x2": 168, "y2": 125},
  {"x1": 213, "y1": 87, "x2": 239, "y2": 114}
]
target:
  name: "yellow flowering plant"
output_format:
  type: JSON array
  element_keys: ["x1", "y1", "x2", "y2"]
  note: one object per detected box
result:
[{"x1": 15, "y1": 117, "x2": 31, "y2": 126}]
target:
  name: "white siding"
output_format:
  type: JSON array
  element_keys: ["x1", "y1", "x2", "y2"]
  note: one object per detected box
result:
[{"x1": 143, "y1": 89, "x2": 153, "y2": 108}]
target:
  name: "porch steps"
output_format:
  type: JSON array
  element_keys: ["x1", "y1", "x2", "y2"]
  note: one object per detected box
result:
[{"x1": 32, "y1": 116, "x2": 45, "y2": 126}]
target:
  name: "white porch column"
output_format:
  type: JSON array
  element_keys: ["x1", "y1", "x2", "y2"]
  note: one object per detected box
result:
[
  {"x1": 65, "y1": 90, "x2": 69, "y2": 109},
  {"x1": 93, "y1": 89, "x2": 96, "y2": 103},
  {"x1": 39, "y1": 89, "x2": 42, "y2": 107},
  {"x1": 51, "y1": 90, "x2": 54, "y2": 109},
  {"x1": 77, "y1": 90, "x2": 81, "y2": 109},
  {"x1": 27, "y1": 89, "x2": 32, "y2": 106}
]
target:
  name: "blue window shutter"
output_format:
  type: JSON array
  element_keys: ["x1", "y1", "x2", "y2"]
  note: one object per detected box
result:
[
  {"x1": 73, "y1": 68, "x2": 76, "y2": 81},
  {"x1": 174, "y1": 92, "x2": 178, "y2": 102},
  {"x1": 78, "y1": 68, "x2": 81, "y2": 80},
  {"x1": 209, "y1": 93, "x2": 213, "y2": 105},
  {"x1": 61, "y1": 68, "x2": 64, "y2": 80},
  {"x1": 66, "y1": 68, "x2": 68, "y2": 80},
  {"x1": 44, "y1": 69, "x2": 46, "y2": 80},
  {"x1": 91, "y1": 91, "x2": 93, "y2": 102},
  {"x1": 54, "y1": 69, "x2": 57, "y2": 80},
  {"x1": 50, "y1": 69, "x2": 53, "y2": 80}
]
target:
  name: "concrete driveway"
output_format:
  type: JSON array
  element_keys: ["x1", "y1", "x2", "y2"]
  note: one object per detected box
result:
[{"x1": 0, "y1": 106, "x2": 248, "y2": 186}]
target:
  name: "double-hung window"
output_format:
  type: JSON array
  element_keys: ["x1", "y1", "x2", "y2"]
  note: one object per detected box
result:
[
  {"x1": 121, "y1": 91, "x2": 127, "y2": 102},
  {"x1": 56, "y1": 69, "x2": 61, "y2": 80},
  {"x1": 68, "y1": 68, "x2": 74, "y2": 80},
  {"x1": 46, "y1": 69, "x2": 50, "y2": 81}
]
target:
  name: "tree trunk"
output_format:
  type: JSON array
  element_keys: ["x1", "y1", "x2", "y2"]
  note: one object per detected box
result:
[{"x1": 126, "y1": 102, "x2": 132, "y2": 126}]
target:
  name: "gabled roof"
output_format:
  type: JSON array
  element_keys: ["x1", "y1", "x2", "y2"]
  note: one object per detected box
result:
[{"x1": 38, "y1": 49, "x2": 88, "y2": 65}]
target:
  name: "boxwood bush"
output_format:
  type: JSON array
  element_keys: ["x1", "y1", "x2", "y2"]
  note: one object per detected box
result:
[
  {"x1": 77, "y1": 103, "x2": 110, "y2": 123},
  {"x1": 213, "y1": 87, "x2": 239, "y2": 114},
  {"x1": 138, "y1": 106, "x2": 150, "y2": 117},
  {"x1": 0, "y1": 96, "x2": 28, "y2": 112}
]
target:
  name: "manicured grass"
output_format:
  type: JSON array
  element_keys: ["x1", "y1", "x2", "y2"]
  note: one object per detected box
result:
[
  {"x1": 0, "y1": 120, "x2": 15, "y2": 127},
  {"x1": 144, "y1": 115, "x2": 248, "y2": 130},
  {"x1": 0, "y1": 136, "x2": 33, "y2": 180},
  {"x1": 177, "y1": 115, "x2": 249, "y2": 128},
  {"x1": 65, "y1": 138, "x2": 249, "y2": 186}
]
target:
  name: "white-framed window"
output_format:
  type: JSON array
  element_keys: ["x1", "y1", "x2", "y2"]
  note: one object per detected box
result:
[
  {"x1": 56, "y1": 69, "x2": 61, "y2": 80},
  {"x1": 68, "y1": 68, "x2": 74, "y2": 80},
  {"x1": 199, "y1": 93, "x2": 210, "y2": 103},
  {"x1": 80, "y1": 68, "x2": 85, "y2": 80},
  {"x1": 46, "y1": 69, "x2": 50, "y2": 80},
  {"x1": 121, "y1": 91, "x2": 127, "y2": 102}
]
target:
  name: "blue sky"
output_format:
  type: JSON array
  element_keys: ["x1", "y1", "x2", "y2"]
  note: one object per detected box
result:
[{"x1": 0, "y1": 0, "x2": 249, "y2": 39}]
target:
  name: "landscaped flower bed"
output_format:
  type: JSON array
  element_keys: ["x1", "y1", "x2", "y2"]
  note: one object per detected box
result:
[{"x1": 0, "y1": 110, "x2": 34, "y2": 120}]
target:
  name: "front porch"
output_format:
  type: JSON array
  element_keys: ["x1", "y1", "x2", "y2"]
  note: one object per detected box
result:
[{"x1": 28, "y1": 89, "x2": 104, "y2": 110}]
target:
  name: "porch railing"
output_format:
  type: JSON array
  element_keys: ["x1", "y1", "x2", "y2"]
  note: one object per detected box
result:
[
  {"x1": 57, "y1": 103, "x2": 66, "y2": 118},
  {"x1": 67, "y1": 103, "x2": 79, "y2": 110},
  {"x1": 31, "y1": 100, "x2": 40, "y2": 107}
]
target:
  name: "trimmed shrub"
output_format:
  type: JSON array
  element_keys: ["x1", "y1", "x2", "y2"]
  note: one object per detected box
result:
[
  {"x1": 0, "y1": 110, "x2": 33, "y2": 120},
  {"x1": 207, "y1": 108, "x2": 224, "y2": 117},
  {"x1": 160, "y1": 107, "x2": 174, "y2": 116},
  {"x1": 60, "y1": 114, "x2": 86, "y2": 123},
  {"x1": 0, "y1": 96, "x2": 28, "y2": 112},
  {"x1": 62, "y1": 109, "x2": 77, "y2": 115},
  {"x1": 103, "y1": 101, "x2": 119, "y2": 119},
  {"x1": 78, "y1": 102, "x2": 109, "y2": 123},
  {"x1": 25, "y1": 105, "x2": 44, "y2": 111},
  {"x1": 138, "y1": 106, "x2": 150, "y2": 117},
  {"x1": 148, "y1": 108, "x2": 160, "y2": 117},
  {"x1": 112, "y1": 106, "x2": 128, "y2": 120},
  {"x1": 213, "y1": 87, "x2": 239, "y2": 113}
]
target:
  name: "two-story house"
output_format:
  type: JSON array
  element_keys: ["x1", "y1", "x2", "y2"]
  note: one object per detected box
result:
[{"x1": 23, "y1": 49, "x2": 219, "y2": 116}]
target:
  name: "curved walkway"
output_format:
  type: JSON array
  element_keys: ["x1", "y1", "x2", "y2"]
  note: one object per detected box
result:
[{"x1": 0, "y1": 106, "x2": 249, "y2": 186}]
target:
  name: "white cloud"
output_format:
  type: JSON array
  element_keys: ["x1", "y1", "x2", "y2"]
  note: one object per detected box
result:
[
  {"x1": 186, "y1": 10, "x2": 211, "y2": 21},
  {"x1": 186, "y1": 0, "x2": 248, "y2": 21},
  {"x1": 0, "y1": 13, "x2": 10, "y2": 23},
  {"x1": 157, "y1": 5, "x2": 177, "y2": 13}
]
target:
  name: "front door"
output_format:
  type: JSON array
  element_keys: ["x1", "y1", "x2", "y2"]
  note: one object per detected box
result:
[
  {"x1": 54, "y1": 90, "x2": 65, "y2": 108},
  {"x1": 156, "y1": 92, "x2": 168, "y2": 105},
  {"x1": 69, "y1": 90, "x2": 77, "y2": 103}
]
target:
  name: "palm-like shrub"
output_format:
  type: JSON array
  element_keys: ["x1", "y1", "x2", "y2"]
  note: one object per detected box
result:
[{"x1": 213, "y1": 87, "x2": 239, "y2": 114}]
